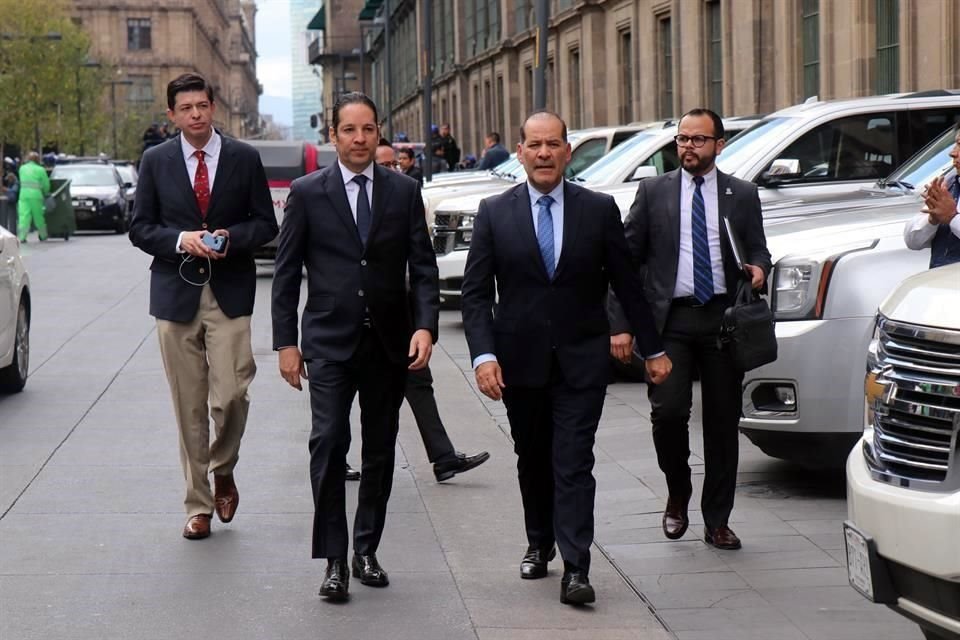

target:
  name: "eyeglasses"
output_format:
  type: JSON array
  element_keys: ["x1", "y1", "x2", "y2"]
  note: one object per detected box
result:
[{"x1": 674, "y1": 134, "x2": 718, "y2": 148}]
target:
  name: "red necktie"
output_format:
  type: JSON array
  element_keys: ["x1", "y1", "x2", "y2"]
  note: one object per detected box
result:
[{"x1": 193, "y1": 150, "x2": 210, "y2": 217}]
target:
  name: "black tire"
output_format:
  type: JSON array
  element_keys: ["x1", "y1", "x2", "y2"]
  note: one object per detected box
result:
[{"x1": 0, "y1": 301, "x2": 29, "y2": 393}]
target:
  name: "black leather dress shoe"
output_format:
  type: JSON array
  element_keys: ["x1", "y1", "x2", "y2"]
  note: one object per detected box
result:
[
  {"x1": 560, "y1": 570, "x2": 596, "y2": 605},
  {"x1": 352, "y1": 553, "x2": 389, "y2": 587},
  {"x1": 319, "y1": 558, "x2": 349, "y2": 601},
  {"x1": 434, "y1": 451, "x2": 490, "y2": 482},
  {"x1": 520, "y1": 545, "x2": 556, "y2": 579},
  {"x1": 704, "y1": 525, "x2": 742, "y2": 550},
  {"x1": 662, "y1": 494, "x2": 691, "y2": 540},
  {"x1": 345, "y1": 463, "x2": 361, "y2": 482}
]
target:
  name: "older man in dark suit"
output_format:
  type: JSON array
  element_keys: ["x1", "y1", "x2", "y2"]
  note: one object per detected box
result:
[
  {"x1": 461, "y1": 111, "x2": 671, "y2": 606},
  {"x1": 129, "y1": 73, "x2": 278, "y2": 540},
  {"x1": 610, "y1": 108, "x2": 772, "y2": 551},
  {"x1": 272, "y1": 92, "x2": 439, "y2": 602}
]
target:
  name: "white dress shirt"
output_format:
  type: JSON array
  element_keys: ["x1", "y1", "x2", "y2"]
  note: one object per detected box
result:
[
  {"x1": 674, "y1": 167, "x2": 727, "y2": 298},
  {"x1": 338, "y1": 159, "x2": 375, "y2": 222},
  {"x1": 176, "y1": 130, "x2": 221, "y2": 252},
  {"x1": 903, "y1": 201, "x2": 960, "y2": 250}
]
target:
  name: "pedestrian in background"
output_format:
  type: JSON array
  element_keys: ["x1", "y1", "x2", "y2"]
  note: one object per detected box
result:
[
  {"x1": 440, "y1": 123, "x2": 461, "y2": 172},
  {"x1": 398, "y1": 148, "x2": 423, "y2": 185},
  {"x1": 16, "y1": 151, "x2": 49, "y2": 242},
  {"x1": 904, "y1": 125, "x2": 960, "y2": 268},
  {"x1": 461, "y1": 110, "x2": 670, "y2": 606},
  {"x1": 129, "y1": 73, "x2": 278, "y2": 541},
  {"x1": 477, "y1": 132, "x2": 510, "y2": 170},
  {"x1": 272, "y1": 92, "x2": 439, "y2": 602},
  {"x1": 610, "y1": 108, "x2": 771, "y2": 551}
]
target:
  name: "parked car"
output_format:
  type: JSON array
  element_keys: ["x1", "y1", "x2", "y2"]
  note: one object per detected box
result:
[
  {"x1": 112, "y1": 162, "x2": 138, "y2": 216},
  {"x1": 242, "y1": 140, "x2": 339, "y2": 261},
  {"x1": 431, "y1": 118, "x2": 760, "y2": 307},
  {"x1": 737, "y1": 125, "x2": 960, "y2": 467},
  {"x1": 845, "y1": 262, "x2": 960, "y2": 640},
  {"x1": 715, "y1": 90, "x2": 960, "y2": 205},
  {"x1": 0, "y1": 224, "x2": 30, "y2": 392},
  {"x1": 49, "y1": 162, "x2": 129, "y2": 233}
]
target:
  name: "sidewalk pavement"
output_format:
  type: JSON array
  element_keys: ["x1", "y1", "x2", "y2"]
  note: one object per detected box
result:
[{"x1": 0, "y1": 234, "x2": 920, "y2": 639}]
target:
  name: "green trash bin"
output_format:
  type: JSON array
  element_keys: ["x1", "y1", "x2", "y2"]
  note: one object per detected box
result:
[
  {"x1": 44, "y1": 178, "x2": 76, "y2": 241},
  {"x1": 0, "y1": 195, "x2": 16, "y2": 235}
]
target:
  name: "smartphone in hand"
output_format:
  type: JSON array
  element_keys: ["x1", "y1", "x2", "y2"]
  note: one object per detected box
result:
[{"x1": 202, "y1": 233, "x2": 226, "y2": 253}]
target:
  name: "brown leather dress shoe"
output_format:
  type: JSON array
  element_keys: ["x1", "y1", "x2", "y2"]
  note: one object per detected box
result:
[
  {"x1": 182, "y1": 514, "x2": 211, "y2": 540},
  {"x1": 214, "y1": 474, "x2": 239, "y2": 523},
  {"x1": 662, "y1": 494, "x2": 690, "y2": 540},
  {"x1": 704, "y1": 525, "x2": 742, "y2": 550}
]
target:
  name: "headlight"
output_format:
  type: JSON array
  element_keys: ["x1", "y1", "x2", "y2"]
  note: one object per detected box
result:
[
  {"x1": 863, "y1": 315, "x2": 886, "y2": 429},
  {"x1": 771, "y1": 239, "x2": 877, "y2": 320},
  {"x1": 101, "y1": 193, "x2": 120, "y2": 205}
]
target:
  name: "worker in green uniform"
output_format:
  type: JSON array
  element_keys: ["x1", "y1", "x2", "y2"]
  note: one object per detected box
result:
[{"x1": 17, "y1": 151, "x2": 49, "y2": 242}]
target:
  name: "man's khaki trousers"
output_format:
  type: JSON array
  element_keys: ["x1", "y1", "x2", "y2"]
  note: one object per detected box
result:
[{"x1": 156, "y1": 285, "x2": 256, "y2": 517}]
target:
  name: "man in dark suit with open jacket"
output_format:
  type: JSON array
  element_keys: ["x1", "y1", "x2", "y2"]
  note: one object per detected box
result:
[
  {"x1": 271, "y1": 93, "x2": 439, "y2": 602},
  {"x1": 129, "y1": 73, "x2": 278, "y2": 541},
  {"x1": 609, "y1": 108, "x2": 772, "y2": 551}
]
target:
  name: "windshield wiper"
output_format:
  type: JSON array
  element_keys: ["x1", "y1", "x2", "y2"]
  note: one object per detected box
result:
[{"x1": 877, "y1": 177, "x2": 914, "y2": 191}]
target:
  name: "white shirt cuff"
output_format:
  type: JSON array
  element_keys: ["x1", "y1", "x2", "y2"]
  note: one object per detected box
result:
[
  {"x1": 472, "y1": 353, "x2": 497, "y2": 369},
  {"x1": 176, "y1": 231, "x2": 186, "y2": 253}
]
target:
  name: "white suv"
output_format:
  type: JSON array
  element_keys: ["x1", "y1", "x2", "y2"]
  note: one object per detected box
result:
[
  {"x1": 845, "y1": 263, "x2": 960, "y2": 640},
  {"x1": 0, "y1": 224, "x2": 30, "y2": 392}
]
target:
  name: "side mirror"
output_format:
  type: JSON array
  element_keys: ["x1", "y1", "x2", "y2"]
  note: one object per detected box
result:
[
  {"x1": 629, "y1": 165, "x2": 658, "y2": 181},
  {"x1": 759, "y1": 158, "x2": 802, "y2": 187},
  {"x1": 123, "y1": 182, "x2": 133, "y2": 189}
]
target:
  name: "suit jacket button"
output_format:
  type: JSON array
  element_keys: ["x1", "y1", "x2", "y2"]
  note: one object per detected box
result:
[
  {"x1": 199, "y1": 267, "x2": 205, "y2": 274},
  {"x1": 358, "y1": 289, "x2": 365, "y2": 297},
  {"x1": 361, "y1": 259, "x2": 367, "y2": 266},
  {"x1": 201, "y1": 223, "x2": 208, "y2": 229}
]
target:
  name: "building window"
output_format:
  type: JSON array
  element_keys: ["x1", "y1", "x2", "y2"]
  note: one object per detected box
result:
[
  {"x1": 658, "y1": 16, "x2": 673, "y2": 119},
  {"x1": 514, "y1": 0, "x2": 532, "y2": 34},
  {"x1": 546, "y1": 59, "x2": 555, "y2": 112},
  {"x1": 619, "y1": 30, "x2": 633, "y2": 123},
  {"x1": 557, "y1": 0, "x2": 574, "y2": 11},
  {"x1": 127, "y1": 18, "x2": 152, "y2": 51},
  {"x1": 466, "y1": 0, "x2": 501, "y2": 56},
  {"x1": 569, "y1": 48, "x2": 582, "y2": 129},
  {"x1": 876, "y1": 0, "x2": 899, "y2": 94},
  {"x1": 484, "y1": 79, "x2": 493, "y2": 135},
  {"x1": 495, "y1": 77, "x2": 505, "y2": 132},
  {"x1": 432, "y1": 0, "x2": 456, "y2": 74},
  {"x1": 706, "y1": 0, "x2": 722, "y2": 114},
  {"x1": 127, "y1": 76, "x2": 154, "y2": 104},
  {"x1": 801, "y1": 0, "x2": 819, "y2": 99},
  {"x1": 525, "y1": 65, "x2": 534, "y2": 115}
]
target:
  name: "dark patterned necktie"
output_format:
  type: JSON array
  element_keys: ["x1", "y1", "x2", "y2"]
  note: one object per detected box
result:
[
  {"x1": 536, "y1": 195, "x2": 555, "y2": 279},
  {"x1": 691, "y1": 176, "x2": 714, "y2": 304},
  {"x1": 353, "y1": 174, "x2": 371, "y2": 246},
  {"x1": 193, "y1": 150, "x2": 210, "y2": 217}
]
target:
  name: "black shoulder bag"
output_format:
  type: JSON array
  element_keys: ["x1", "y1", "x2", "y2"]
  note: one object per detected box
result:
[{"x1": 717, "y1": 216, "x2": 778, "y2": 372}]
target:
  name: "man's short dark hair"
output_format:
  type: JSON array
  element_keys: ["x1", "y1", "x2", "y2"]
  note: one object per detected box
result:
[
  {"x1": 486, "y1": 132, "x2": 501, "y2": 144},
  {"x1": 167, "y1": 73, "x2": 214, "y2": 110},
  {"x1": 398, "y1": 148, "x2": 415, "y2": 161},
  {"x1": 519, "y1": 111, "x2": 568, "y2": 143},
  {"x1": 332, "y1": 92, "x2": 379, "y2": 132},
  {"x1": 679, "y1": 108, "x2": 725, "y2": 140},
  {"x1": 378, "y1": 137, "x2": 393, "y2": 147}
]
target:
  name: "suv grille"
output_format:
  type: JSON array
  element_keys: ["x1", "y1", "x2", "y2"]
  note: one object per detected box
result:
[
  {"x1": 867, "y1": 318, "x2": 960, "y2": 485},
  {"x1": 432, "y1": 212, "x2": 474, "y2": 256}
]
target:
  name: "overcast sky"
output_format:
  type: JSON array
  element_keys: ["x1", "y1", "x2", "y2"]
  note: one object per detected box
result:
[{"x1": 256, "y1": 0, "x2": 293, "y2": 126}]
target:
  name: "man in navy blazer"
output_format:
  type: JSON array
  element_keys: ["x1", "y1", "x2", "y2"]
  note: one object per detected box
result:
[
  {"x1": 461, "y1": 111, "x2": 671, "y2": 606},
  {"x1": 272, "y1": 93, "x2": 439, "y2": 601},
  {"x1": 129, "y1": 73, "x2": 278, "y2": 540}
]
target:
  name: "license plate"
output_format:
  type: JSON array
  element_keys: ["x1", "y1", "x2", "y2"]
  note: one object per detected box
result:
[
  {"x1": 844, "y1": 523, "x2": 874, "y2": 600},
  {"x1": 75, "y1": 209, "x2": 92, "y2": 221}
]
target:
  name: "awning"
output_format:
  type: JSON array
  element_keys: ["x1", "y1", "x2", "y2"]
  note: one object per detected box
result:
[
  {"x1": 307, "y1": 4, "x2": 326, "y2": 30},
  {"x1": 358, "y1": 0, "x2": 383, "y2": 21}
]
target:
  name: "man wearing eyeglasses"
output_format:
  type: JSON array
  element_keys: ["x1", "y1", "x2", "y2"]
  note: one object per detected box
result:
[
  {"x1": 375, "y1": 139, "x2": 399, "y2": 170},
  {"x1": 609, "y1": 108, "x2": 771, "y2": 551}
]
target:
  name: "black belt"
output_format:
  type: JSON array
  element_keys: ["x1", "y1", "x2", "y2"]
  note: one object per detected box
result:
[{"x1": 671, "y1": 294, "x2": 729, "y2": 308}]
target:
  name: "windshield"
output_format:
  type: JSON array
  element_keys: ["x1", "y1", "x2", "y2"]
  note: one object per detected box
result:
[
  {"x1": 115, "y1": 166, "x2": 135, "y2": 182},
  {"x1": 493, "y1": 155, "x2": 525, "y2": 179},
  {"x1": 575, "y1": 131, "x2": 665, "y2": 183},
  {"x1": 884, "y1": 126, "x2": 958, "y2": 189},
  {"x1": 52, "y1": 165, "x2": 119, "y2": 187},
  {"x1": 716, "y1": 117, "x2": 799, "y2": 174}
]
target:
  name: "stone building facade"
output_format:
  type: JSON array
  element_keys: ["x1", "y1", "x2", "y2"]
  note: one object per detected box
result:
[
  {"x1": 72, "y1": 0, "x2": 261, "y2": 138},
  {"x1": 337, "y1": 0, "x2": 960, "y2": 160}
]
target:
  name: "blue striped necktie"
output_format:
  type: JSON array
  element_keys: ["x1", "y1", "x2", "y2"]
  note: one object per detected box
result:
[
  {"x1": 691, "y1": 176, "x2": 714, "y2": 304},
  {"x1": 536, "y1": 195, "x2": 556, "y2": 279}
]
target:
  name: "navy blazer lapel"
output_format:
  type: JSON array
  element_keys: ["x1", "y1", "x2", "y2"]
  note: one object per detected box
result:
[
  {"x1": 509, "y1": 184, "x2": 549, "y2": 280},
  {"x1": 207, "y1": 132, "x2": 236, "y2": 215},
  {"x1": 553, "y1": 181, "x2": 581, "y2": 280},
  {"x1": 667, "y1": 170, "x2": 682, "y2": 253},
  {"x1": 368, "y1": 164, "x2": 394, "y2": 243},
  {"x1": 167, "y1": 137, "x2": 202, "y2": 218},
  {"x1": 716, "y1": 171, "x2": 737, "y2": 269},
  {"x1": 321, "y1": 164, "x2": 364, "y2": 250}
]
